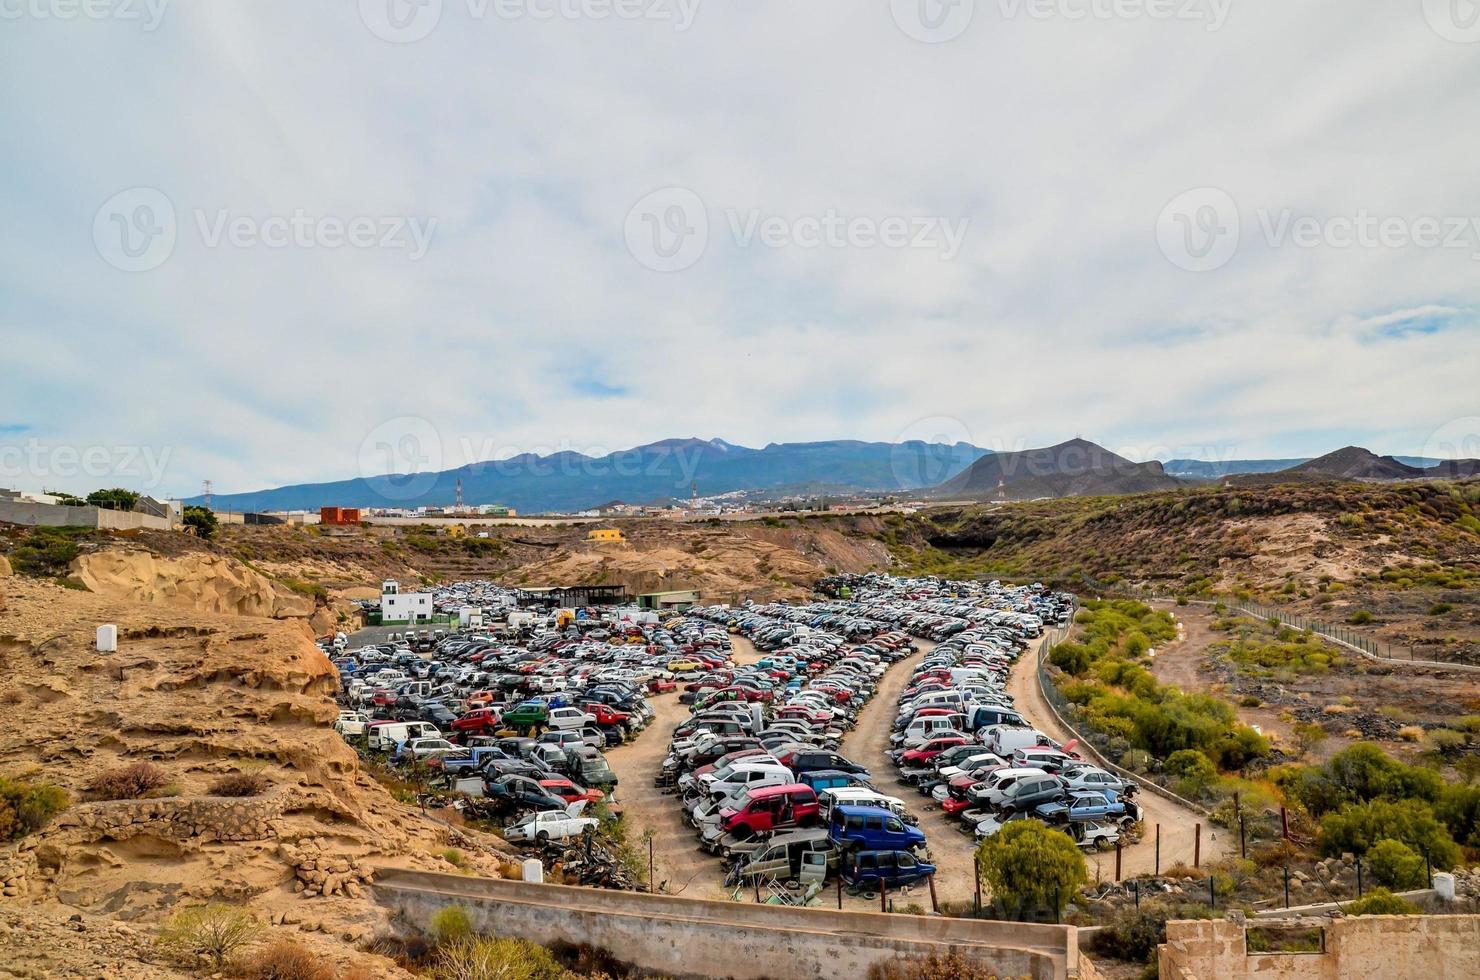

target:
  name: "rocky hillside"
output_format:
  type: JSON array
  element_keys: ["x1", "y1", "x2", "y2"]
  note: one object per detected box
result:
[
  {"x1": 843, "y1": 478, "x2": 1480, "y2": 660},
  {"x1": 0, "y1": 574, "x2": 516, "y2": 978},
  {"x1": 929, "y1": 438, "x2": 1183, "y2": 500}
]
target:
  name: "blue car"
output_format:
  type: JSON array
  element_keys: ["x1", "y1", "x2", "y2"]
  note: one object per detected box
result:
[
  {"x1": 828, "y1": 804, "x2": 926, "y2": 854},
  {"x1": 1035, "y1": 790, "x2": 1127, "y2": 823},
  {"x1": 841, "y1": 849, "x2": 937, "y2": 892}
]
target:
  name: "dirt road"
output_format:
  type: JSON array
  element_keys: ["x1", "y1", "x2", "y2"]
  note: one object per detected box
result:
[
  {"x1": 1005, "y1": 643, "x2": 1231, "y2": 878},
  {"x1": 600, "y1": 633, "x2": 766, "y2": 902},
  {"x1": 838, "y1": 641, "x2": 982, "y2": 908}
]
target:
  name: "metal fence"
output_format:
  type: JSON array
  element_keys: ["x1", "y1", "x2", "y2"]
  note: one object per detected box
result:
[{"x1": 1077, "y1": 574, "x2": 1477, "y2": 669}]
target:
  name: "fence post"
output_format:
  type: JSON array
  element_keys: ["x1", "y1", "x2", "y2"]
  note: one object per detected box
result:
[
  {"x1": 1356, "y1": 857, "x2": 1363, "y2": 898},
  {"x1": 1195, "y1": 822, "x2": 1201, "y2": 868},
  {"x1": 1239, "y1": 814, "x2": 1246, "y2": 859},
  {"x1": 1156, "y1": 824, "x2": 1161, "y2": 876},
  {"x1": 1283, "y1": 866, "x2": 1291, "y2": 908},
  {"x1": 1115, "y1": 840, "x2": 1122, "y2": 882}
]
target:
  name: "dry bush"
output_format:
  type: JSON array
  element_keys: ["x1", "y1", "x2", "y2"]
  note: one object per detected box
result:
[
  {"x1": 430, "y1": 936, "x2": 564, "y2": 980},
  {"x1": 157, "y1": 902, "x2": 262, "y2": 969},
  {"x1": 237, "y1": 940, "x2": 334, "y2": 980},
  {"x1": 209, "y1": 770, "x2": 272, "y2": 797},
  {"x1": 86, "y1": 761, "x2": 168, "y2": 801},
  {"x1": 1397, "y1": 726, "x2": 1426, "y2": 742},
  {"x1": 1322, "y1": 704, "x2": 1354, "y2": 716},
  {"x1": 869, "y1": 950, "x2": 1008, "y2": 980}
]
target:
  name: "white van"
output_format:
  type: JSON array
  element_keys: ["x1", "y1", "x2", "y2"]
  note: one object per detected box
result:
[
  {"x1": 891, "y1": 714, "x2": 966, "y2": 749},
  {"x1": 817, "y1": 788, "x2": 909, "y2": 823},
  {"x1": 700, "y1": 762, "x2": 795, "y2": 800},
  {"x1": 984, "y1": 727, "x2": 1053, "y2": 758},
  {"x1": 368, "y1": 721, "x2": 441, "y2": 752}
]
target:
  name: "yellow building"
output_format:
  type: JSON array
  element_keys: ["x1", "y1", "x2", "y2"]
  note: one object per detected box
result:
[{"x1": 586, "y1": 528, "x2": 625, "y2": 543}]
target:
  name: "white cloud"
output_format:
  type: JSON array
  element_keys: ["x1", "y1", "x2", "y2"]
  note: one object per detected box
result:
[{"x1": 2, "y1": 0, "x2": 1480, "y2": 496}]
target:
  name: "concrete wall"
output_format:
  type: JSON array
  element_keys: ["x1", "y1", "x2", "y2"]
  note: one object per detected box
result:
[
  {"x1": 0, "y1": 500, "x2": 173, "y2": 531},
  {"x1": 1159, "y1": 916, "x2": 1480, "y2": 980},
  {"x1": 375, "y1": 868, "x2": 1083, "y2": 979}
]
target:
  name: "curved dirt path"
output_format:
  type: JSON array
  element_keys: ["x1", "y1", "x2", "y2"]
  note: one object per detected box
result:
[
  {"x1": 838, "y1": 640, "x2": 982, "y2": 908},
  {"x1": 1005, "y1": 644, "x2": 1231, "y2": 879},
  {"x1": 601, "y1": 634, "x2": 766, "y2": 902}
]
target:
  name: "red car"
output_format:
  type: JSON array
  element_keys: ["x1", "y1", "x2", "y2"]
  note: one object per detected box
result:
[
  {"x1": 539, "y1": 778, "x2": 606, "y2": 806},
  {"x1": 450, "y1": 707, "x2": 502, "y2": 736},
  {"x1": 648, "y1": 678, "x2": 677, "y2": 694},
  {"x1": 899, "y1": 735, "x2": 968, "y2": 768},
  {"x1": 580, "y1": 703, "x2": 632, "y2": 728},
  {"x1": 719, "y1": 784, "x2": 819, "y2": 838}
]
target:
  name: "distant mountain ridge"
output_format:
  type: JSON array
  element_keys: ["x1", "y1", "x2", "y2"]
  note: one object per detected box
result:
[
  {"x1": 189, "y1": 437, "x2": 990, "y2": 513},
  {"x1": 928, "y1": 438, "x2": 1184, "y2": 501},
  {"x1": 188, "y1": 436, "x2": 1480, "y2": 514}
]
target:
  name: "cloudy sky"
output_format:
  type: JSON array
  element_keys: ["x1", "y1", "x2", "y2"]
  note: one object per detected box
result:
[{"x1": 3, "y1": 0, "x2": 1479, "y2": 497}]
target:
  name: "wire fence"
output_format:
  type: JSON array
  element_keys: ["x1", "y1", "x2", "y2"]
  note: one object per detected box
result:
[{"x1": 1077, "y1": 574, "x2": 1478, "y2": 669}]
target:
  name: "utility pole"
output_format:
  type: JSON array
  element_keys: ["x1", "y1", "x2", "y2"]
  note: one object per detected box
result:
[{"x1": 201, "y1": 480, "x2": 213, "y2": 510}]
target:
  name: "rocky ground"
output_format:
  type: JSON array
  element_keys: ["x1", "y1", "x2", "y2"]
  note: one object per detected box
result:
[{"x1": 0, "y1": 573, "x2": 519, "y2": 979}]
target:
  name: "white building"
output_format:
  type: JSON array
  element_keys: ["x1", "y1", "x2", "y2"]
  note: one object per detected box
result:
[{"x1": 380, "y1": 579, "x2": 433, "y2": 624}]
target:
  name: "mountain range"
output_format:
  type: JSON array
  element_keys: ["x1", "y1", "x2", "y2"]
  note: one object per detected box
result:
[
  {"x1": 191, "y1": 438, "x2": 989, "y2": 514},
  {"x1": 189, "y1": 439, "x2": 1480, "y2": 514}
]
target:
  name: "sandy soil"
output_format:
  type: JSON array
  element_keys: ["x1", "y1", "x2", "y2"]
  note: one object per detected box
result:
[{"x1": 1005, "y1": 642, "x2": 1231, "y2": 879}]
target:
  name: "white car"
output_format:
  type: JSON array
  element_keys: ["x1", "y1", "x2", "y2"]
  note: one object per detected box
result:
[
  {"x1": 333, "y1": 711, "x2": 370, "y2": 737},
  {"x1": 503, "y1": 804, "x2": 597, "y2": 843},
  {"x1": 397, "y1": 737, "x2": 459, "y2": 761},
  {"x1": 547, "y1": 706, "x2": 597, "y2": 731}
]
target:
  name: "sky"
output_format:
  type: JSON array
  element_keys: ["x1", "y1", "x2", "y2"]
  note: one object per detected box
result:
[{"x1": 3, "y1": 0, "x2": 1480, "y2": 497}]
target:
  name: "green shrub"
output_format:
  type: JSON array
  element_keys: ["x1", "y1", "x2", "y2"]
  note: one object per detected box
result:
[
  {"x1": 0, "y1": 775, "x2": 69, "y2": 841},
  {"x1": 1344, "y1": 888, "x2": 1419, "y2": 916},
  {"x1": 976, "y1": 821, "x2": 1086, "y2": 917},
  {"x1": 1347, "y1": 610, "x2": 1373, "y2": 625},
  {"x1": 1317, "y1": 799, "x2": 1460, "y2": 869},
  {"x1": 1276, "y1": 744, "x2": 1443, "y2": 817},
  {"x1": 429, "y1": 903, "x2": 474, "y2": 944},
  {"x1": 1366, "y1": 839, "x2": 1427, "y2": 890},
  {"x1": 1166, "y1": 750, "x2": 1217, "y2": 797},
  {"x1": 1427, "y1": 603, "x2": 1453, "y2": 616},
  {"x1": 1435, "y1": 783, "x2": 1480, "y2": 849}
]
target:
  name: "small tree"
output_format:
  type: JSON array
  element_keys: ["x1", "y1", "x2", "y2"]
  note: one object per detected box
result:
[
  {"x1": 157, "y1": 902, "x2": 261, "y2": 969},
  {"x1": 86, "y1": 488, "x2": 141, "y2": 511},
  {"x1": 184, "y1": 505, "x2": 219, "y2": 540},
  {"x1": 1366, "y1": 839, "x2": 1427, "y2": 890},
  {"x1": 1294, "y1": 723, "x2": 1328, "y2": 758},
  {"x1": 976, "y1": 820, "x2": 1087, "y2": 919}
]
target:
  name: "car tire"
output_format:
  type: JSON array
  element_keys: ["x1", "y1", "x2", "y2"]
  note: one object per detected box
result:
[{"x1": 536, "y1": 831, "x2": 550, "y2": 843}]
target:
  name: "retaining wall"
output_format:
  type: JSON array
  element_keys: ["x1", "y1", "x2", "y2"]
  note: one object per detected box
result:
[
  {"x1": 0, "y1": 500, "x2": 173, "y2": 531},
  {"x1": 1159, "y1": 915, "x2": 1480, "y2": 980},
  {"x1": 55, "y1": 793, "x2": 287, "y2": 843},
  {"x1": 375, "y1": 868, "x2": 1084, "y2": 979}
]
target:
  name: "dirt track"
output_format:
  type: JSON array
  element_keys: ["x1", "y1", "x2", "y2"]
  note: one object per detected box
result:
[{"x1": 1005, "y1": 643, "x2": 1231, "y2": 878}]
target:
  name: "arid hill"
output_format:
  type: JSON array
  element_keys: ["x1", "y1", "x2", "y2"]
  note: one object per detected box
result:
[
  {"x1": 0, "y1": 574, "x2": 516, "y2": 978},
  {"x1": 836, "y1": 478, "x2": 1480, "y2": 661},
  {"x1": 929, "y1": 438, "x2": 1184, "y2": 500}
]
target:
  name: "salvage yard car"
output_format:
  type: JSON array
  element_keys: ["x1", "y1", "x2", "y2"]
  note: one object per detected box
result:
[{"x1": 503, "y1": 805, "x2": 597, "y2": 843}]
